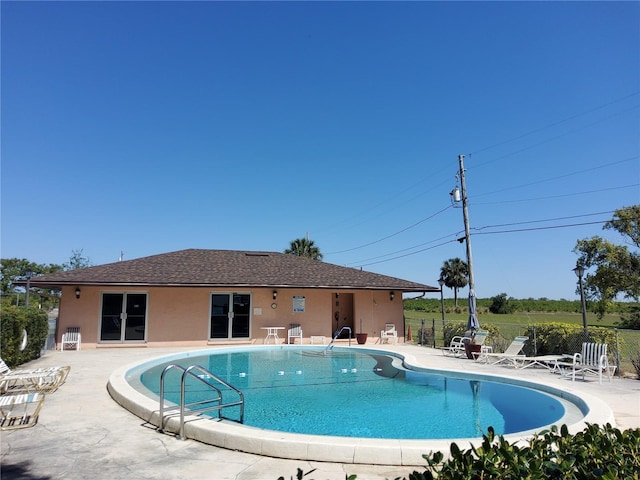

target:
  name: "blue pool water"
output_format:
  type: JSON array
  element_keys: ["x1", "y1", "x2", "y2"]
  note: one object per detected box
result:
[{"x1": 136, "y1": 347, "x2": 565, "y2": 440}]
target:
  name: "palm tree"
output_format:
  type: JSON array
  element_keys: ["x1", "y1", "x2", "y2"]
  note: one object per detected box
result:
[
  {"x1": 284, "y1": 238, "x2": 323, "y2": 260},
  {"x1": 440, "y1": 257, "x2": 469, "y2": 308}
]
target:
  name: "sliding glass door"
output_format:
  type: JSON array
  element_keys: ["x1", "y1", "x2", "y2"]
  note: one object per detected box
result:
[
  {"x1": 210, "y1": 293, "x2": 251, "y2": 340},
  {"x1": 100, "y1": 292, "x2": 147, "y2": 342}
]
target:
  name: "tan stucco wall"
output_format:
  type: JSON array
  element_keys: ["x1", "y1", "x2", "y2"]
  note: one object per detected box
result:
[{"x1": 57, "y1": 286, "x2": 404, "y2": 349}]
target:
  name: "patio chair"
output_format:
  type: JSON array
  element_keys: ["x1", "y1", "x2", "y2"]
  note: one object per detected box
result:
[
  {"x1": 554, "y1": 342, "x2": 616, "y2": 384},
  {"x1": 61, "y1": 327, "x2": 81, "y2": 351},
  {"x1": 441, "y1": 335, "x2": 471, "y2": 357},
  {"x1": 380, "y1": 324, "x2": 398, "y2": 344},
  {"x1": 476, "y1": 336, "x2": 529, "y2": 366},
  {"x1": 287, "y1": 323, "x2": 303, "y2": 344},
  {"x1": 0, "y1": 358, "x2": 70, "y2": 395},
  {"x1": 0, "y1": 393, "x2": 45, "y2": 430}
]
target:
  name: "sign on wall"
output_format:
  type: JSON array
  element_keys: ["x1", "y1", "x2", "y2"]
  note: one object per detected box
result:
[{"x1": 293, "y1": 295, "x2": 306, "y2": 313}]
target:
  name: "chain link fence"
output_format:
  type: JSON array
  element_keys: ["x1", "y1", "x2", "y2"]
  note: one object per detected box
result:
[{"x1": 411, "y1": 318, "x2": 640, "y2": 378}]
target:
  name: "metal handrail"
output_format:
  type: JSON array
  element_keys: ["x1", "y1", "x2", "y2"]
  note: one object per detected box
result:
[
  {"x1": 324, "y1": 326, "x2": 352, "y2": 354},
  {"x1": 158, "y1": 364, "x2": 244, "y2": 440}
]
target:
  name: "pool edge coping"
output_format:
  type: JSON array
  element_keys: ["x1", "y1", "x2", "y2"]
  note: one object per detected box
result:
[{"x1": 106, "y1": 345, "x2": 616, "y2": 466}]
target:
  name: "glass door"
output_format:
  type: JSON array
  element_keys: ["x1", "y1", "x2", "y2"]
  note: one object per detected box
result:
[
  {"x1": 210, "y1": 293, "x2": 251, "y2": 340},
  {"x1": 100, "y1": 292, "x2": 147, "y2": 342}
]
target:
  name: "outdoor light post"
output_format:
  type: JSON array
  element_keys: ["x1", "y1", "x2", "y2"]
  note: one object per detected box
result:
[
  {"x1": 573, "y1": 266, "x2": 589, "y2": 338},
  {"x1": 25, "y1": 269, "x2": 33, "y2": 307},
  {"x1": 438, "y1": 278, "x2": 445, "y2": 323}
]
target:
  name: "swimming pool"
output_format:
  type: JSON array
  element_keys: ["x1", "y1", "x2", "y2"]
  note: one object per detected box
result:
[
  {"x1": 109, "y1": 345, "x2": 612, "y2": 465},
  {"x1": 136, "y1": 347, "x2": 564, "y2": 439}
]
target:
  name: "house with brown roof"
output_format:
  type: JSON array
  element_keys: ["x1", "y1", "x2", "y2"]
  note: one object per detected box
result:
[{"x1": 27, "y1": 249, "x2": 438, "y2": 349}]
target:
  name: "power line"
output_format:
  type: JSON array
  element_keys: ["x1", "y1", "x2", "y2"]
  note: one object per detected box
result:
[
  {"x1": 356, "y1": 239, "x2": 459, "y2": 268},
  {"x1": 473, "y1": 183, "x2": 639, "y2": 205},
  {"x1": 472, "y1": 220, "x2": 608, "y2": 236},
  {"x1": 467, "y1": 92, "x2": 639, "y2": 160},
  {"x1": 347, "y1": 232, "x2": 457, "y2": 265},
  {"x1": 471, "y1": 211, "x2": 615, "y2": 231},
  {"x1": 325, "y1": 205, "x2": 452, "y2": 255},
  {"x1": 472, "y1": 156, "x2": 639, "y2": 199},
  {"x1": 347, "y1": 212, "x2": 615, "y2": 268}
]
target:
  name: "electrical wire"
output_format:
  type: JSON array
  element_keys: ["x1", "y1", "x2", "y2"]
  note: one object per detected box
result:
[
  {"x1": 325, "y1": 205, "x2": 453, "y2": 255},
  {"x1": 342, "y1": 211, "x2": 617, "y2": 268},
  {"x1": 471, "y1": 211, "x2": 615, "y2": 231},
  {"x1": 469, "y1": 92, "x2": 640, "y2": 162},
  {"x1": 473, "y1": 183, "x2": 639, "y2": 205},
  {"x1": 471, "y1": 156, "x2": 639, "y2": 199}
]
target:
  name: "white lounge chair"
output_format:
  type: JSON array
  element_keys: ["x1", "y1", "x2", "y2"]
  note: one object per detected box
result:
[
  {"x1": 0, "y1": 393, "x2": 45, "y2": 430},
  {"x1": 380, "y1": 324, "x2": 398, "y2": 344},
  {"x1": 516, "y1": 354, "x2": 568, "y2": 370},
  {"x1": 477, "y1": 336, "x2": 529, "y2": 366},
  {"x1": 287, "y1": 323, "x2": 303, "y2": 344},
  {"x1": 61, "y1": 327, "x2": 81, "y2": 351},
  {"x1": 0, "y1": 358, "x2": 70, "y2": 394},
  {"x1": 554, "y1": 342, "x2": 616, "y2": 384}
]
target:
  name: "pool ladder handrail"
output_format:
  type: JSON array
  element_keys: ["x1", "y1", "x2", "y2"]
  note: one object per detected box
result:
[
  {"x1": 324, "y1": 326, "x2": 352, "y2": 354},
  {"x1": 158, "y1": 364, "x2": 245, "y2": 440}
]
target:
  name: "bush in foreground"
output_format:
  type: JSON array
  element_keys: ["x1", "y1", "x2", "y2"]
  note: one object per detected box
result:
[{"x1": 279, "y1": 424, "x2": 640, "y2": 480}]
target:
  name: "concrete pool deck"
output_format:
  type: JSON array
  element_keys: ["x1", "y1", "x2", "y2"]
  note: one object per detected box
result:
[{"x1": 2, "y1": 344, "x2": 639, "y2": 480}]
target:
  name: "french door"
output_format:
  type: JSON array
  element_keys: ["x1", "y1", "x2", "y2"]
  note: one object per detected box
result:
[
  {"x1": 100, "y1": 292, "x2": 147, "y2": 342},
  {"x1": 210, "y1": 293, "x2": 251, "y2": 340}
]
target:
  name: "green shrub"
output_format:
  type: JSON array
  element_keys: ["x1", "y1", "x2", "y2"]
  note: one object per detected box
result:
[
  {"x1": 418, "y1": 424, "x2": 640, "y2": 480},
  {"x1": 0, "y1": 305, "x2": 48, "y2": 367},
  {"x1": 281, "y1": 424, "x2": 640, "y2": 479},
  {"x1": 524, "y1": 323, "x2": 617, "y2": 357},
  {"x1": 489, "y1": 293, "x2": 517, "y2": 314}
]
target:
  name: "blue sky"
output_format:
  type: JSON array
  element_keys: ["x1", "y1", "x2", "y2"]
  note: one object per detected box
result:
[{"x1": 2, "y1": 1, "x2": 638, "y2": 301}]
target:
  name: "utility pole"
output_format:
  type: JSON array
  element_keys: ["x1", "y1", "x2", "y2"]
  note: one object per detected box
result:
[{"x1": 458, "y1": 154, "x2": 475, "y2": 292}]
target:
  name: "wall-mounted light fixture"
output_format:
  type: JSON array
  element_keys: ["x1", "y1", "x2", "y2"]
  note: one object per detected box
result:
[
  {"x1": 272, "y1": 290, "x2": 277, "y2": 300},
  {"x1": 75, "y1": 287, "x2": 81, "y2": 299},
  {"x1": 390, "y1": 291, "x2": 395, "y2": 301},
  {"x1": 335, "y1": 292, "x2": 340, "y2": 298}
]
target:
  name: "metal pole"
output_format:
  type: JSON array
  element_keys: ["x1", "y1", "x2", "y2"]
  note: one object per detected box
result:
[
  {"x1": 439, "y1": 287, "x2": 445, "y2": 323},
  {"x1": 458, "y1": 154, "x2": 475, "y2": 292},
  {"x1": 25, "y1": 269, "x2": 33, "y2": 307},
  {"x1": 577, "y1": 274, "x2": 588, "y2": 337}
]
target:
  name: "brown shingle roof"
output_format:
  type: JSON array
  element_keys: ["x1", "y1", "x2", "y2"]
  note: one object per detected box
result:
[{"x1": 27, "y1": 249, "x2": 437, "y2": 292}]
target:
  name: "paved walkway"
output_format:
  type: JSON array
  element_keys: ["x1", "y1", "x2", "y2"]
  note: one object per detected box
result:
[{"x1": 2, "y1": 345, "x2": 639, "y2": 480}]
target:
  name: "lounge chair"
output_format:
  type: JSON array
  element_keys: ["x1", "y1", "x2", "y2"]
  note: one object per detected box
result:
[
  {"x1": 554, "y1": 342, "x2": 616, "y2": 384},
  {"x1": 441, "y1": 335, "x2": 471, "y2": 357},
  {"x1": 0, "y1": 358, "x2": 70, "y2": 394},
  {"x1": 517, "y1": 354, "x2": 569, "y2": 371},
  {"x1": 476, "y1": 336, "x2": 529, "y2": 366},
  {"x1": 380, "y1": 324, "x2": 398, "y2": 344},
  {"x1": 61, "y1": 327, "x2": 81, "y2": 351},
  {"x1": 0, "y1": 393, "x2": 45, "y2": 430},
  {"x1": 287, "y1": 323, "x2": 303, "y2": 344}
]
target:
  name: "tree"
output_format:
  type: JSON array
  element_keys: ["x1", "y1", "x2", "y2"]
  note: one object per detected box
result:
[
  {"x1": 574, "y1": 205, "x2": 640, "y2": 319},
  {"x1": 0, "y1": 258, "x2": 63, "y2": 308},
  {"x1": 284, "y1": 238, "x2": 323, "y2": 260},
  {"x1": 489, "y1": 293, "x2": 516, "y2": 314},
  {"x1": 439, "y1": 257, "x2": 468, "y2": 308},
  {"x1": 64, "y1": 249, "x2": 91, "y2": 270}
]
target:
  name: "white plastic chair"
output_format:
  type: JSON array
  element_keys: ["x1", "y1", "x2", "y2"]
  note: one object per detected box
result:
[
  {"x1": 567, "y1": 342, "x2": 616, "y2": 384},
  {"x1": 287, "y1": 324, "x2": 303, "y2": 344},
  {"x1": 441, "y1": 335, "x2": 471, "y2": 357},
  {"x1": 380, "y1": 324, "x2": 398, "y2": 344},
  {"x1": 61, "y1": 327, "x2": 81, "y2": 351}
]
